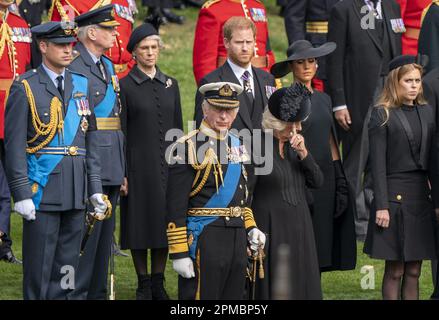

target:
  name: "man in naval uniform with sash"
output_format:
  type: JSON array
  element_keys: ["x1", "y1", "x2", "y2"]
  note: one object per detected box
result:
[
  {"x1": 4, "y1": 21, "x2": 107, "y2": 300},
  {"x1": 67, "y1": 5, "x2": 125, "y2": 300},
  {"x1": 166, "y1": 82, "x2": 266, "y2": 300}
]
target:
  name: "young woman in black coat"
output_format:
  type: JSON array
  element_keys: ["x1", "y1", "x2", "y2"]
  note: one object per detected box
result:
[
  {"x1": 364, "y1": 55, "x2": 439, "y2": 300},
  {"x1": 119, "y1": 24, "x2": 183, "y2": 300}
]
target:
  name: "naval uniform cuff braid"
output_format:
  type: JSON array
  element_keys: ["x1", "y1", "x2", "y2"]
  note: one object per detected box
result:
[{"x1": 10, "y1": 184, "x2": 33, "y2": 203}]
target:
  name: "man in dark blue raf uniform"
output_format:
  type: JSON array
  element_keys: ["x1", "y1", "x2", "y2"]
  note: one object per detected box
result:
[
  {"x1": 166, "y1": 82, "x2": 266, "y2": 300},
  {"x1": 4, "y1": 20, "x2": 108, "y2": 300},
  {"x1": 66, "y1": 4, "x2": 125, "y2": 300}
]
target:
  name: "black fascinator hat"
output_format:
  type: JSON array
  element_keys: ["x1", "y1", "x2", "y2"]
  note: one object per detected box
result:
[{"x1": 268, "y1": 83, "x2": 312, "y2": 122}]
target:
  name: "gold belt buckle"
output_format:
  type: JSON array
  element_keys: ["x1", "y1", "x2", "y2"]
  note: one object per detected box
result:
[
  {"x1": 68, "y1": 146, "x2": 78, "y2": 156},
  {"x1": 231, "y1": 207, "x2": 242, "y2": 217}
]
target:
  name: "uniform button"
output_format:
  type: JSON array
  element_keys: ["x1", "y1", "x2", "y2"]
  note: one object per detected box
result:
[
  {"x1": 396, "y1": 195, "x2": 402, "y2": 201},
  {"x1": 121, "y1": 48, "x2": 124, "y2": 51},
  {"x1": 241, "y1": 200, "x2": 244, "y2": 205},
  {"x1": 239, "y1": 184, "x2": 242, "y2": 189},
  {"x1": 119, "y1": 40, "x2": 123, "y2": 44},
  {"x1": 241, "y1": 216, "x2": 244, "y2": 221},
  {"x1": 225, "y1": 217, "x2": 230, "y2": 221},
  {"x1": 96, "y1": 91, "x2": 100, "y2": 95},
  {"x1": 24, "y1": 9, "x2": 27, "y2": 13}
]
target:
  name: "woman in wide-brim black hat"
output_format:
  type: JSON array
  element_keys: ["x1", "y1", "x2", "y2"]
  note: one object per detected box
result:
[
  {"x1": 272, "y1": 40, "x2": 358, "y2": 278},
  {"x1": 252, "y1": 82, "x2": 324, "y2": 299}
]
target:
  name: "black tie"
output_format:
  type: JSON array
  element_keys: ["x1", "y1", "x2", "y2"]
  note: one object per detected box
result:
[
  {"x1": 96, "y1": 60, "x2": 107, "y2": 81},
  {"x1": 241, "y1": 70, "x2": 254, "y2": 104},
  {"x1": 56, "y1": 75, "x2": 64, "y2": 99}
]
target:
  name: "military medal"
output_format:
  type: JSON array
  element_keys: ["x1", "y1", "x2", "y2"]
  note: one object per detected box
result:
[
  {"x1": 265, "y1": 85, "x2": 277, "y2": 99},
  {"x1": 111, "y1": 75, "x2": 120, "y2": 93}
]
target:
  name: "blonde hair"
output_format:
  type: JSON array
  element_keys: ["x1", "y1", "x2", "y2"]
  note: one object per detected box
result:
[
  {"x1": 223, "y1": 16, "x2": 256, "y2": 41},
  {"x1": 262, "y1": 108, "x2": 287, "y2": 132},
  {"x1": 376, "y1": 63, "x2": 427, "y2": 123}
]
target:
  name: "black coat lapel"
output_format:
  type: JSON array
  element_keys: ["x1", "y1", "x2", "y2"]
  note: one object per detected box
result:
[
  {"x1": 38, "y1": 66, "x2": 62, "y2": 101},
  {"x1": 417, "y1": 106, "x2": 429, "y2": 168},
  {"x1": 253, "y1": 67, "x2": 268, "y2": 107},
  {"x1": 394, "y1": 108, "x2": 420, "y2": 165},
  {"x1": 381, "y1": 0, "x2": 397, "y2": 57},
  {"x1": 221, "y1": 63, "x2": 253, "y2": 130},
  {"x1": 353, "y1": 0, "x2": 383, "y2": 54}
]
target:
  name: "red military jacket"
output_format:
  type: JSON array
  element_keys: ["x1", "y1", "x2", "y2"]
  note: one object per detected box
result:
[
  {"x1": 49, "y1": 0, "x2": 136, "y2": 78},
  {"x1": 193, "y1": 0, "x2": 276, "y2": 85},
  {"x1": 397, "y1": 0, "x2": 431, "y2": 55},
  {"x1": 0, "y1": 8, "x2": 31, "y2": 139}
]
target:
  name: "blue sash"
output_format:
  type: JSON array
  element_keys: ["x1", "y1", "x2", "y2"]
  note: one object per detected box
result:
[
  {"x1": 94, "y1": 57, "x2": 117, "y2": 118},
  {"x1": 27, "y1": 74, "x2": 88, "y2": 209},
  {"x1": 187, "y1": 134, "x2": 242, "y2": 259}
]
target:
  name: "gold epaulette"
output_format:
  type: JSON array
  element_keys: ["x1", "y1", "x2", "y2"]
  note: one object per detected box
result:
[
  {"x1": 166, "y1": 222, "x2": 189, "y2": 255},
  {"x1": 202, "y1": 0, "x2": 221, "y2": 9}
]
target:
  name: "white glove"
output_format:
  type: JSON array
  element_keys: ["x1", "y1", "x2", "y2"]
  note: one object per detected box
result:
[
  {"x1": 14, "y1": 199, "x2": 36, "y2": 221},
  {"x1": 89, "y1": 193, "x2": 107, "y2": 214},
  {"x1": 248, "y1": 228, "x2": 266, "y2": 252},
  {"x1": 172, "y1": 257, "x2": 195, "y2": 279}
]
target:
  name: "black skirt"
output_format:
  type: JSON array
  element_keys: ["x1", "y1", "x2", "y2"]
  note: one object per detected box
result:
[{"x1": 364, "y1": 171, "x2": 438, "y2": 261}]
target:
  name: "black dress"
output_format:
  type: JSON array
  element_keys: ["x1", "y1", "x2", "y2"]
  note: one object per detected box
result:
[
  {"x1": 364, "y1": 105, "x2": 438, "y2": 261},
  {"x1": 119, "y1": 65, "x2": 183, "y2": 249},
  {"x1": 301, "y1": 91, "x2": 357, "y2": 271},
  {"x1": 252, "y1": 133, "x2": 324, "y2": 300}
]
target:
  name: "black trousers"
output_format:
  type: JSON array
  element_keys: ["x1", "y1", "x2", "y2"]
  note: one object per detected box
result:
[
  {"x1": 23, "y1": 209, "x2": 84, "y2": 300},
  {"x1": 68, "y1": 186, "x2": 119, "y2": 300},
  {"x1": 178, "y1": 225, "x2": 247, "y2": 300}
]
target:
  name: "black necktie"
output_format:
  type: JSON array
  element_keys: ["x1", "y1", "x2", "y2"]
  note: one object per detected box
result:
[
  {"x1": 96, "y1": 60, "x2": 107, "y2": 81},
  {"x1": 56, "y1": 75, "x2": 64, "y2": 99}
]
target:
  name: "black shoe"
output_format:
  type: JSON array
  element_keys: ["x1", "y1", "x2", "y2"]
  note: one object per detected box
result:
[
  {"x1": 145, "y1": 7, "x2": 168, "y2": 26},
  {"x1": 136, "y1": 274, "x2": 152, "y2": 300},
  {"x1": 112, "y1": 243, "x2": 129, "y2": 257},
  {"x1": 161, "y1": 8, "x2": 185, "y2": 25},
  {"x1": 0, "y1": 250, "x2": 22, "y2": 264},
  {"x1": 151, "y1": 273, "x2": 170, "y2": 300}
]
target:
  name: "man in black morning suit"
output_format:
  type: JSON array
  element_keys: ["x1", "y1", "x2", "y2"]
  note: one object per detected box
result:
[
  {"x1": 326, "y1": 0, "x2": 403, "y2": 240},
  {"x1": 194, "y1": 16, "x2": 276, "y2": 132},
  {"x1": 67, "y1": 5, "x2": 125, "y2": 300},
  {"x1": 4, "y1": 21, "x2": 107, "y2": 300}
]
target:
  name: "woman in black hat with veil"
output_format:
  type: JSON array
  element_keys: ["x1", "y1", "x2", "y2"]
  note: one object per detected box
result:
[
  {"x1": 270, "y1": 40, "x2": 357, "y2": 277},
  {"x1": 252, "y1": 82, "x2": 324, "y2": 299}
]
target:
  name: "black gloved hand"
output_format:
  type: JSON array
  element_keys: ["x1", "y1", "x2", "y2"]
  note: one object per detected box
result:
[{"x1": 334, "y1": 160, "x2": 349, "y2": 218}]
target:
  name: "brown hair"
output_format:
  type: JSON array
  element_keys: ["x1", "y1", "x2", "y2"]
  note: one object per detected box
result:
[
  {"x1": 223, "y1": 16, "x2": 256, "y2": 41},
  {"x1": 376, "y1": 63, "x2": 427, "y2": 123}
]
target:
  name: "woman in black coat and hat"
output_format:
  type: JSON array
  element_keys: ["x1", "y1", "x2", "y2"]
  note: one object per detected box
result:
[
  {"x1": 119, "y1": 23, "x2": 183, "y2": 300},
  {"x1": 253, "y1": 83, "x2": 324, "y2": 300},
  {"x1": 270, "y1": 40, "x2": 357, "y2": 274},
  {"x1": 364, "y1": 55, "x2": 439, "y2": 300}
]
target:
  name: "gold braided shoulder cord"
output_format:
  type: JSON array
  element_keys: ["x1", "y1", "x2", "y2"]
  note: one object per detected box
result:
[
  {"x1": 0, "y1": 17, "x2": 16, "y2": 74},
  {"x1": 187, "y1": 139, "x2": 217, "y2": 197},
  {"x1": 22, "y1": 80, "x2": 64, "y2": 154}
]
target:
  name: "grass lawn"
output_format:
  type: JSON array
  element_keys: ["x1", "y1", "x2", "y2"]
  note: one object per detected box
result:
[{"x1": 0, "y1": 0, "x2": 435, "y2": 300}]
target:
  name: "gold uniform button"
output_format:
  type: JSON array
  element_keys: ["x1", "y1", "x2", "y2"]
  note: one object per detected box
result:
[
  {"x1": 396, "y1": 195, "x2": 402, "y2": 201},
  {"x1": 225, "y1": 217, "x2": 230, "y2": 221}
]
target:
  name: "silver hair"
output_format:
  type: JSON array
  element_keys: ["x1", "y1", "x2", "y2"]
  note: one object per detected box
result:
[
  {"x1": 262, "y1": 108, "x2": 287, "y2": 132},
  {"x1": 133, "y1": 35, "x2": 164, "y2": 58},
  {"x1": 77, "y1": 25, "x2": 96, "y2": 42}
]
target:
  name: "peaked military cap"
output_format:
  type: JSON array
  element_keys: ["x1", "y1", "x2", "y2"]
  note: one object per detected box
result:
[
  {"x1": 31, "y1": 21, "x2": 78, "y2": 44},
  {"x1": 199, "y1": 82, "x2": 243, "y2": 108},
  {"x1": 75, "y1": 4, "x2": 120, "y2": 28}
]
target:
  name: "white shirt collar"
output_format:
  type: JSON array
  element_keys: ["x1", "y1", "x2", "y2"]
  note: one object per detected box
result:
[
  {"x1": 227, "y1": 58, "x2": 253, "y2": 80},
  {"x1": 86, "y1": 48, "x2": 101, "y2": 64}
]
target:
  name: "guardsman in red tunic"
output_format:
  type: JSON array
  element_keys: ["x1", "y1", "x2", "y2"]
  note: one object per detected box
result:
[
  {"x1": 0, "y1": 1, "x2": 31, "y2": 152},
  {"x1": 49, "y1": 0, "x2": 137, "y2": 78},
  {"x1": 193, "y1": 0, "x2": 276, "y2": 85},
  {"x1": 396, "y1": 0, "x2": 431, "y2": 55}
]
